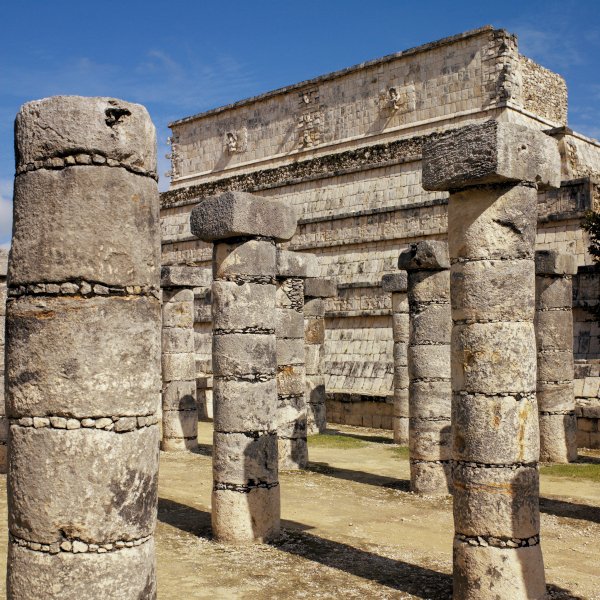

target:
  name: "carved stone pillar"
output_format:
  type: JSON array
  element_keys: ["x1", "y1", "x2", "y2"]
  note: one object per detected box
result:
[{"x1": 0, "y1": 249, "x2": 7, "y2": 473}]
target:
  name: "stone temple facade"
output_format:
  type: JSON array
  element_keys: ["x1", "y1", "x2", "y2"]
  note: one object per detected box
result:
[{"x1": 159, "y1": 26, "x2": 600, "y2": 444}]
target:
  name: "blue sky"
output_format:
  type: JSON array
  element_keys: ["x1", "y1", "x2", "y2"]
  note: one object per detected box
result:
[{"x1": 1, "y1": 0, "x2": 599, "y2": 247}]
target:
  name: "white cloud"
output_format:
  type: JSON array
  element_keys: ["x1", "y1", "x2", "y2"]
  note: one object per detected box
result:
[
  {"x1": 512, "y1": 26, "x2": 584, "y2": 70},
  {"x1": 0, "y1": 178, "x2": 13, "y2": 249}
]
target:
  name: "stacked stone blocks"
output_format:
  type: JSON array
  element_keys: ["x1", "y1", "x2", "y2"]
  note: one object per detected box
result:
[
  {"x1": 399, "y1": 241, "x2": 452, "y2": 494},
  {"x1": 6, "y1": 96, "x2": 161, "y2": 598},
  {"x1": 423, "y1": 120, "x2": 561, "y2": 598},
  {"x1": 190, "y1": 190, "x2": 297, "y2": 543},
  {"x1": 0, "y1": 249, "x2": 7, "y2": 472}
]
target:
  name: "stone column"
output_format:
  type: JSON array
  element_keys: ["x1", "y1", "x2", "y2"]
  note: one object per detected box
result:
[
  {"x1": 190, "y1": 190, "x2": 297, "y2": 543},
  {"x1": 304, "y1": 277, "x2": 336, "y2": 434},
  {"x1": 381, "y1": 272, "x2": 409, "y2": 445},
  {"x1": 0, "y1": 248, "x2": 7, "y2": 473},
  {"x1": 423, "y1": 120, "x2": 561, "y2": 599},
  {"x1": 6, "y1": 96, "x2": 161, "y2": 598},
  {"x1": 161, "y1": 265, "x2": 209, "y2": 452},
  {"x1": 276, "y1": 250, "x2": 319, "y2": 470},
  {"x1": 398, "y1": 242, "x2": 452, "y2": 495},
  {"x1": 535, "y1": 250, "x2": 578, "y2": 463}
]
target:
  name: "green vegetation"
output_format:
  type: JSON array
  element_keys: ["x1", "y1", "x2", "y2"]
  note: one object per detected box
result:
[
  {"x1": 582, "y1": 210, "x2": 600, "y2": 320},
  {"x1": 388, "y1": 445, "x2": 409, "y2": 459},
  {"x1": 307, "y1": 433, "x2": 368, "y2": 449},
  {"x1": 540, "y1": 461, "x2": 600, "y2": 483}
]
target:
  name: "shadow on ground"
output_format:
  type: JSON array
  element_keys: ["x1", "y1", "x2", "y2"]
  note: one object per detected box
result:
[{"x1": 307, "y1": 462, "x2": 410, "y2": 491}]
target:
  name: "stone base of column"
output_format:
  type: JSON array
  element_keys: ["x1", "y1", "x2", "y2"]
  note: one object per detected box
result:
[
  {"x1": 453, "y1": 538, "x2": 546, "y2": 600},
  {"x1": 211, "y1": 486, "x2": 281, "y2": 544},
  {"x1": 539, "y1": 412, "x2": 578, "y2": 463},
  {"x1": 7, "y1": 538, "x2": 156, "y2": 599},
  {"x1": 410, "y1": 461, "x2": 452, "y2": 495},
  {"x1": 160, "y1": 407, "x2": 198, "y2": 452},
  {"x1": 278, "y1": 438, "x2": 308, "y2": 470}
]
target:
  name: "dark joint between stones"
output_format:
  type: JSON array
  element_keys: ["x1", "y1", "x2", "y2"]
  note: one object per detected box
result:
[
  {"x1": 8, "y1": 281, "x2": 160, "y2": 299},
  {"x1": 9, "y1": 533, "x2": 152, "y2": 555},
  {"x1": 15, "y1": 152, "x2": 158, "y2": 181},
  {"x1": 213, "y1": 482, "x2": 279, "y2": 493},
  {"x1": 446, "y1": 181, "x2": 538, "y2": 194},
  {"x1": 11, "y1": 414, "x2": 159, "y2": 432},
  {"x1": 455, "y1": 533, "x2": 540, "y2": 549},
  {"x1": 215, "y1": 275, "x2": 276, "y2": 286},
  {"x1": 450, "y1": 256, "x2": 535, "y2": 265},
  {"x1": 214, "y1": 373, "x2": 275, "y2": 383},
  {"x1": 454, "y1": 391, "x2": 536, "y2": 400},
  {"x1": 537, "y1": 380, "x2": 574, "y2": 386},
  {"x1": 410, "y1": 459, "x2": 452, "y2": 465},
  {"x1": 213, "y1": 327, "x2": 275, "y2": 335},
  {"x1": 411, "y1": 376, "x2": 452, "y2": 383},
  {"x1": 409, "y1": 341, "x2": 451, "y2": 347},
  {"x1": 277, "y1": 394, "x2": 305, "y2": 401},
  {"x1": 535, "y1": 307, "x2": 571, "y2": 313},
  {"x1": 539, "y1": 410, "x2": 576, "y2": 416},
  {"x1": 455, "y1": 460, "x2": 538, "y2": 469},
  {"x1": 453, "y1": 318, "x2": 532, "y2": 326},
  {"x1": 409, "y1": 417, "x2": 452, "y2": 423}
]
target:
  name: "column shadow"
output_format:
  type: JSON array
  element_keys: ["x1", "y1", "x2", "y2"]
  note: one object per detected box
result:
[
  {"x1": 307, "y1": 461, "x2": 410, "y2": 491},
  {"x1": 540, "y1": 497, "x2": 600, "y2": 524}
]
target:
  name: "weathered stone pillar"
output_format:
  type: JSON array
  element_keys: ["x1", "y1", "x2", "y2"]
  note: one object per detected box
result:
[
  {"x1": 535, "y1": 250, "x2": 578, "y2": 463},
  {"x1": 6, "y1": 96, "x2": 161, "y2": 598},
  {"x1": 190, "y1": 191, "x2": 297, "y2": 543},
  {"x1": 399, "y1": 242, "x2": 452, "y2": 494},
  {"x1": 161, "y1": 265, "x2": 209, "y2": 451},
  {"x1": 276, "y1": 250, "x2": 318, "y2": 470},
  {"x1": 304, "y1": 277, "x2": 336, "y2": 434},
  {"x1": 381, "y1": 272, "x2": 409, "y2": 445},
  {"x1": 0, "y1": 248, "x2": 7, "y2": 473},
  {"x1": 423, "y1": 120, "x2": 561, "y2": 599}
]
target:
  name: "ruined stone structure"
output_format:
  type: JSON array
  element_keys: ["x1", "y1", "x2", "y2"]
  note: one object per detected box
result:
[
  {"x1": 190, "y1": 190, "x2": 297, "y2": 543},
  {"x1": 159, "y1": 26, "x2": 600, "y2": 441},
  {"x1": 6, "y1": 96, "x2": 160, "y2": 598},
  {"x1": 399, "y1": 241, "x2": 452, "y2": 494},
  {"x1": 381, "y1": 272, "x2": 409, "y2": 444},
  {"x1": 423, "y1": 120, "x2": 561, "y2": 598},
  {"x1": 0, "y1": 248, "x2": 7, "y2": 473}
]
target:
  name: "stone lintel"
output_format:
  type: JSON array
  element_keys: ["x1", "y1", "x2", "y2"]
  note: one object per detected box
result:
[
  {"x1": 304, "y1": 278, "x2": 336, "y2": 299},
  {"x1": 398, "y1": 241, "x2": 449, "y2": 271},
  {"x1": 276, "y1": 249, "x2": 319, "y2": 279},
  {"x1": 381, "y1": 272, "x2": 408, "y2": 293},
  {"x1": 190, "y1": 191, "x2": 298, "y2": 242},
  {"x1": 535, "y1": 250, "x2": 577, "y2": 276},
  {"x1": 161, "y1": 265, "x2": 210, "y2": 289},
  {"x1": 422, "y1": 120, "x2": 561, "y2": 192}
]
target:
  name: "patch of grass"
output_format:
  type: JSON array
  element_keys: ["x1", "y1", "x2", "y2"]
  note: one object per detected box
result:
[
  {"x1": 388, "y1": 446, "x2": 409, "y2": 459},
  {"x1": 540, "y1": 462, "x2": 600, "y2": 483},
  {"x1": 307, "y1": 433, "x2": 368, "y2": 449}
]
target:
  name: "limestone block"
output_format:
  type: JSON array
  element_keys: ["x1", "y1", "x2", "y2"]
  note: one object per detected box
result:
[
  {"x1": 6, "y1": 295, "x2": 160, "y2": 418},
  {"x1": 161, "y1": 265, "x2": 211, "y2": 288},
  {"x1": 452, "y1": 393, "x2": 540, "y2": 464},
  {"x1": 190, "y1": 191, "x2": 297, "y2": 242},
  {"x1": 535, "y1": 276, "x2": 572, "y2": 310},
  {"x1": 408, "y1": 345, "x2": 451, "y2": 381},
  {"x1": 213, "y1": 334, "x2": 276, "y2": 377},
  {"x1": 0, "y1": 249, "x2": 7, "y2": 276},
  {"x1": 161, "y1": 328, "x2": 195, "y2": 353},
  {"x1": 213, "y1": 432, "x2": 278, "y2": 485},
  {"x1": 212, "y1": 281, "x2": 275, "y2": 332},
  {"x1": 451, "y1": 322, "x2": 536, "y2": 394},
  {"x1": 161, "y1": 437, "x2": 198, "y2": 452},
  {"x1": 410, "y1": 462, "x2": 452, "y2": 495},
  {"x1": 409, "y1": 419, "x2": 452, "y2": 460},
  {"x1": 7, "y1": 541, "x2": 156, "y2": 600},
  {"x1": 277, "y1": 250, "x2": 319, "y2": 278},
  {"x1": 392, "y1": 312, "x2": 409, "y2": 342},
  {"x1": 9, "y1": 426, "x2": 159, "y2": 544},
  {"x1": 535, "y1": 310, "x2": 573, "y2": 352},
  {"x1": 394, "y1": 366, "x2": 409, "y2": 390},
  {"x1": 303, "y1": 298, "x2": 325, "y2": 317},
  {"x1": 535, "y1": 250, "x2": 577, "y2": 276},
  {"x1": 304, "y1": 317, "x2": 325, "y2": 344},
  {"x1": 393, "y1": 417, "x2": 409, "y2": 445},
  {"x1": 422, "y1": 120, "x2": 561, "y2": 191},
  {"x1": 453, "y1": 464, "x2": 539, "y2": 538},
  {"x1": 276, "y1": 338, "x2": 305, "y2": 366},
  {"x1": 212, "y1": 487, "x2": 280, "y2": 543},
  {"x1": 15, "y1": 96, "x2": 157, "y2": 173},
  {"x1": 410, "y1": 381, "x2": 452, "y2": 419},
  {"x1": 162, "y1": 353, "x2": 196, "y2": 382},
  {"x1": 406, "y1": 270, "x2": 450, "y2": 304},
  {"x1": 276, "y1": 308, "x2": 304, "y2": 339},
  {"x1": 214, "y1": 240, "x2": 276, "y2": 280},
  {"x1": 453, "y1": 539, "x2": 546, "y2": 600},
  {"x1": 162, "y1": 380, "x2": 197, "y2": 411},
  {"x1": 391, "y1": 293, "x2": 409, "y2": 314},
  {"x1": 307, "y1": 402, "x2": 327, "y2": 434},
  {"x1": 10, "y1": 168, "x2": 160, "y2": 287},
  {"x1": 536, "y1": 382, "x2": 574, "y2": 412},
  {"x1": 451, "y1": 259, "x2": 535, "y2": 322},
  {"x1": 381, "y1": 272, "x2": 408, "y2": 293},
  {"x1": 163, "y1": 288, "x2": 194, "y2": 303},
  {"x1": 539, "y1": 413, "x2": 577, "y2": 463},
  {"x1": 448, "y1": 185, "x2": 537, "y2": 261},
  {"x1": 304, "y1": 344, "x2": 324, "y2": 375},
  {"x1": 398, "y1": 240, "x2": 449, "y2": 271},
  {"x1": 162, "y1": 409, "x2": 197, "y2": 440},
  {"x1": 213, "y1": 378, "x2": 277, "y2": 433},
  {"x1": 276, "y1": 365, "x2": 306, "y2": 396},
  {"x1": 537, "y1": 350, "x2": 574, "y2": 383},
  {"x1": 304, "y1": 278, "x2": 336, "y2": 298},
  {"x1": 162, "y1": 299, "x2": 194, "y2": 329},
  {"x1": 306, "y1": 376, "x2": 326, "y2": 404},
  {"x1": 278, "y1": 438, "x2": 308, "y2": 470},
  {"x1": 393, "y1": 343, "x2": 408, "y2": 367},
  {"x1": 394, "y1": 388, "x2": 409, "y2": 417},
  {"x1": 410, "y1": 303, "x2": 451, "y2": 344}
]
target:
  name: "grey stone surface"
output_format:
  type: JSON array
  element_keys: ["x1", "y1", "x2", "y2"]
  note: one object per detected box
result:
[
  {"x1": 535, "y1": 249, "x2": 578, "y2": 276},
  {"x1": 304, "y1": 277, "x2": 336, "y2": 298},
  {"x1": 15, "y1": 96, "x2": 157, "y2": 174},
  {"x1": 381, "y1": 272, "x2": 408, "y2": 293},
  {"x1": 277, "y1": 249, "x2": 319, "y2": 278},
  {"x1": 539, "y1": 413, "x2": 578, "y2": 463},
  {"x1": 0, "y1": 248, "x2": 8, "y2": 276},
  {"x1": 410, "y1": 461, "x2": 452, "y2": 495},
  {"x1": 277, "y1": 365, "x2": 306, "y2": 396},
  {"x1": 213, "y1": 333, "x2": 276, "y2": 377},
  {"x1": 398, "y1": 240, "x2": 450, "y2": 271},
  {"x1": 161, "y1": 265, "x2": 211, "y2": 288},
  {"x1": 213, "y1": 281, "x2": 275, "y2": 332},
  {"x1": 276, "y1": 308, "x2": 304, "y2": 339},
  {"x1": 277, "y1": 338, "x2": 305, "y2": 367},
  {"x1": 190, "y1": 191, "x2": 297, "y2": 242},
  {"x1": 422, "y1": 120, "x2": 561, "y2": 191},
  {"x1": 213, "y1": 239, "x2": 277, "y2": 280}
]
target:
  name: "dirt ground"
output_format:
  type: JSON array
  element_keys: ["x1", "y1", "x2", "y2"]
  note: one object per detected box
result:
[{"x1": 0, "y1": 422, "x2": 598, "y2": 599}]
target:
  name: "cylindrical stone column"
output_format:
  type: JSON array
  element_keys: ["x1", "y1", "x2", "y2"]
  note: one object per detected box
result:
[
  {"x1": 276, "y1": 250, "x2": 319, "y2": 470},
  {"x1": 6, "y1": 96, "x2": 161, "y2": 599},
  {"x1": 304, "y1": 277, "x2": 336, "y2": 434},
  {"x1": 381, "y1": 272, "x2": 409, "y2": 445},
  {"x1": 535, "y1": 250, "x2": 578, "y2": 463},
  {"x1": 0, "y1": 248, "x2": 7, "y2": 473},
  {"x1": 190, "y1": 190, "x2": 297, "y2": 543},
  {"x1": 161, "y1": 265, "x2": 210, "y2": 451},
  {"x1": 423, "y1": 120, "x2": 561, "y2": 599},
  {"x1": 399, "y1": 242, "x2": 452, "y2": 495}
]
